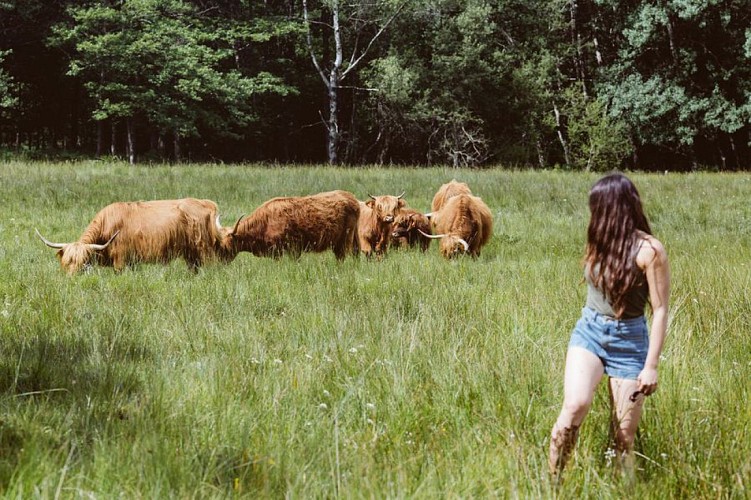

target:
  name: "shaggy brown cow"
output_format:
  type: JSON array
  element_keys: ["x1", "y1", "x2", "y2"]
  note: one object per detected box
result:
[
  {"x1": 390, "y1": 208, "x2": 432, "y2": 252},
  {"x1": 357, "y1": 193, "x2": 406, "y2": 257},
  {"x1": 227, "y1": 190, "x2": 360, "y2": 260},
  {"x1": 36, "y1": 198, "x2": 234, "y2": 274},
  {"x1": 430, "y1": 179, "x2": 472, "y2": 213},
  {"x1": 420, "y1": 193, "x2": 493, "y2": 259}
]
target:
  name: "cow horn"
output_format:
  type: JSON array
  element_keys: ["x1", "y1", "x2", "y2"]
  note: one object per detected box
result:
[
  {"x1": 418, "y1": 229, "x2": 444, "y2": 239},
  {"x1": 458, "y1": 238, "x2": 470, "y2": 252},
  {"x1": 215, "y1": 215, "x2": 222, "y2": 230},
  {"x1": 88, "y1": 230, "x2": 120, "y2": 251},
  {"x1": 424, "y1": 212, "x2": 433, "y2": 219},
  {"x1": 231, "y1": 214, "x2": 246, "y2": 234},
  {"x1": 35, "y1": 229, "x2": 67, "y2": 249},
  {"x1": 368, "y1": 194, "x2": 376, "y2": 201},
  {"x1": 396, "y1": 191, "x2": 405, "y2": 199}
]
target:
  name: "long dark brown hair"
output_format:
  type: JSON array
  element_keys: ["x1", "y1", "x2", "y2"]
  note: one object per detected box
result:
[{"x1": 586, "y1": 172, "x2": 652, "y2": 317}]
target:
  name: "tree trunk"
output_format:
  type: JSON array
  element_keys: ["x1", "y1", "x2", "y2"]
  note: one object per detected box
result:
[
  {"x1": 96, "y1": 121, "x2": 103, "y2": 157},
  {"x1": 553, "y1": 103, "x2": 571, "y2": 166},
  {"x1": 111, "y1": 122, "x2": 117, "y2": 157},
  {"x1": 728, "y1": 134, "x2": 739, "y2": 170},
  {"x1": 570, "y1": 0, "x2": 588, "y2": 97},
  {"x1": 536, "y1": 137, "x2": 546, "y2": 168},
  {"x1": 126, "y1": 118, "x2": 135, "y2": 165},
  {"x1": 716, "y1": 145, "x2": 726, "y2": 170},
  {"x1": 630, "y1": 135, "x2": 640, "y2": 169},
  {"x1": 326, "y1": 0, "x2": 343, "y2": 165},
  {"x1": 665, "y1": 10, "x2": 679, "y2": 65},
  {"x1": 174, "y1": 130, "x2": 182, "y2": 163},
  {"x1": 302, "y1": 0, "x2": 404, "y2": 166}
]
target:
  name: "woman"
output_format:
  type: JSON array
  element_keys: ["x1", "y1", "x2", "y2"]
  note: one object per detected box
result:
[{"x1": 548, "y1": 172, "x2": 670, "y2": 477}]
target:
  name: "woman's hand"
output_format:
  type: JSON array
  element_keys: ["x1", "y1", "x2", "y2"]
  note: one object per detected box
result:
[{"x1": 637, "y1": 366, "x2": 658, "y2": 396}]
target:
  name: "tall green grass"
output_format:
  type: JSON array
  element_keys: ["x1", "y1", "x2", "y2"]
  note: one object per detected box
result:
[{"x1": 1, "y1": 160, "x2": 749, "y2": 497}]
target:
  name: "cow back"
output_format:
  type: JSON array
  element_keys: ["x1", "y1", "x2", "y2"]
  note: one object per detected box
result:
[
  {"x1": 431, "y1": 180, "x2": 472, "y2": 212},
  {"x1": 235, "y1": 190, "x2": 359, "y2": 258}
]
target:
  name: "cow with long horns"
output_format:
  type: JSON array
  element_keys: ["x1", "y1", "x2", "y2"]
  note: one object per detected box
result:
[
  {"x1": 430, "y1": 179, "x2": 472, "y2": 213},
  {"x1": 36, "y1": 198, "x2": 236, "y2": 274},
  {"x1": 357, "y1": 192, "x2": 406, "y2": 257},
  {"x1": 226, "y1": 190, "x2": 360, "y2": 260},
  {"x1": 420, "y1": 193, "x2": 493, "y2": 259}
]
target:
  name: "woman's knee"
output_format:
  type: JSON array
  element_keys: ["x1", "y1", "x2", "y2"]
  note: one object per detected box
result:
[
  {"x1": 614, "y1": 427, "x2": 636, "y2": 452},
  {"x1": 561, "y1": 397, "x2": 592, "y2": 422}
]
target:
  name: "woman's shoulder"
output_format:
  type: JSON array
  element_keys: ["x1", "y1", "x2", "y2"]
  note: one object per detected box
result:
[{"x1": 636, "y1": 233, "x2": 667, "y2": 269}]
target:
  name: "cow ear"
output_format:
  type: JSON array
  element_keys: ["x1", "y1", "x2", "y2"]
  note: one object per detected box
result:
[
  {"x1": 397, "y1": 199, "x2": 406, "y2": 208},
  {"x1": 56, "y1": 249, "x2": 64, "y2": 261},
  {"x1": 366, "y1": 199, "x2": 375, "y2": 208}
]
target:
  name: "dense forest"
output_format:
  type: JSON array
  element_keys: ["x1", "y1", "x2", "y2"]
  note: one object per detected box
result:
[{"x1": 0, "y1": 0, "x2": 749, "y2": 169}]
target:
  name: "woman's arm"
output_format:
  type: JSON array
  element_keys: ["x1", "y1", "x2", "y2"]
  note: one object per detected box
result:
[{"x1": 636, "y1": 236, "x2": 671, "y2": 395}]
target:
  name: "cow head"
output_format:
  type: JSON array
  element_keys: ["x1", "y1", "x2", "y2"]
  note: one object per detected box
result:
[
  {"x1": 366, "y1": 192, "x2": 405, "y2": 224},
  {"x1": 36, "y1": 229, "x2": 119, "y2": 274},
  {"x1": 417, "y1": 229, "x2": 469, "y2": 258},
  {"x1": 216, "y1": 214, "x2": 246, "y2": 259},
  {"x1": 391, "y1": 212, "x2": 430, "y2": 239}
]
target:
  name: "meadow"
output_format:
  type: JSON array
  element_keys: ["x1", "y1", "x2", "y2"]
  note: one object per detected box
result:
[{"x1": 0, "y1": 160, "x2": 749, "y2": 498}]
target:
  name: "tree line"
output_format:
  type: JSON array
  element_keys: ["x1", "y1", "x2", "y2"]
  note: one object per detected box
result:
[{"x1": 0, "y1": 0, "x2": 749, "y2": 170}]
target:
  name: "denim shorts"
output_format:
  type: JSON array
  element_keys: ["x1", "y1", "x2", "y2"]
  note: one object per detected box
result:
[{"x1": 568, "y1": 307, "x2": 649, "y2": 380}]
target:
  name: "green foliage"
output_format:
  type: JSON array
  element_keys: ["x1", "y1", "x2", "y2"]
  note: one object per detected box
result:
[
  {"x1": 0, "y1": 50, "x2": 17, "y2": 113},
  {"x1": 50, "y1": 0, "x2": 294, "y2": 138},
  {"x1": 1, "y1": 0, "x2": 750, "y2": 167},
  {"x1": 597, "y1": 0, "x2": 751, "y2": 163},
  {"x1": 554, "y1": 88, "x2": 631, "y2": 171}
]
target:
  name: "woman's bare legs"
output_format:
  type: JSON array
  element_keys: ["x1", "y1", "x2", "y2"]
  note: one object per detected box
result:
[
  {"x1": 608, "y1": 377, "x2": 645, "y2": 476},
  {"x1": 549, "y1": 347, "x2": 605, "y2": 476}
]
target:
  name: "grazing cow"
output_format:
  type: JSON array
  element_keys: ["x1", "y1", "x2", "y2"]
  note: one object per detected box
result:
[
  {"x1": 431, "y1": 179, "x2": 472, "y2": 213},
  {"x1": 227, "y1": 190, "x2": 360, "y2": 260},
  {"x1": 420, "y1": 193, "x2": 493, "y2": 259},
  {"x1": 357, "y1": 193, "x2": 406, "y2": 257},
  {"x1": 390, "y1": 208, "x2": 432, "y2": 252},
  {"x1": 36, "y1": 198, "x2": 235, "y2": 274}
]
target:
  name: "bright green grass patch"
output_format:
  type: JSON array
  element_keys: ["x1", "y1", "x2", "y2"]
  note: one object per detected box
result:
[{"x1": 1, "y1": 160, "x2": 750, "y2": 497}]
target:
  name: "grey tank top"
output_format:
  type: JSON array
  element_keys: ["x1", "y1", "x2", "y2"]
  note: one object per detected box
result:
[{"x1": 585, "y1": 263, "x2": 649, "y2": 319}]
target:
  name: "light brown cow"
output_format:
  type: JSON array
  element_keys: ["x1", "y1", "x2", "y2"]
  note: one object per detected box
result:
[
  {"x1": 390, "y1": 208, "x2": 432, "y2": 252},
  {"x1": 357, "y1": 193, "x2": 405, "y2": 257},
  {"x1": 420, "y1": 193, "x2": 493, "y2": 259},
  {"x1": 226, "y1": 190, "x2": 360, "y2": 260},
  {"x1": 430, "y1": 179, "x2": 472, "y2": 213},
  {"x1": 36, "y1": 198, "x2": 235, "y2": 274}
]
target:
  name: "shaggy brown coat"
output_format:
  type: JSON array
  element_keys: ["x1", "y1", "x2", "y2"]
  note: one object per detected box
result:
[
  {"x1": 390, "y1": 209, "x2": 432, "y2": 252},
  {"x1": 428, "y1": 193, "x2": 493, "y2": 259},
  {"x1": 430, "y1": 179, "x2": 472, "y2": 213},
  {"x1": 357, "y1": 194, "x2": 406, "y2": 257},
  {"x1": 37, "y1": 198, "x2": 234, "y2": 274},
  {"x1": 229, "y1": 190, "x2": 360, "y2": 260}
]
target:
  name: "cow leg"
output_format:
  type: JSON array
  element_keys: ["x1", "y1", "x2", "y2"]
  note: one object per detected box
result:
[
  {"x1": 375, "y1": 235, "x2": 388, "y2": 255},
  {"x1": 333, "y1": 242, "x2": 346, "y2": 261},
  {"x1": 111, "y1": 254, "x2": 126, "y2": 272}
]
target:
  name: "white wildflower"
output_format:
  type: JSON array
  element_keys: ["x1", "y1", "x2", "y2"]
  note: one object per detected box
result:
[
  {"x1": 604, "y1": 448, "x2": 616, "y2": 467},
  {"x1": 318, "y1": 403, "x2": 328, "y2": 410}
]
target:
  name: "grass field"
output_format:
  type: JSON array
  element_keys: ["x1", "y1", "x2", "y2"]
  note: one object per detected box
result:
[{"x1": 1, "y1": 160, "x2": 750, "y2": 498}]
